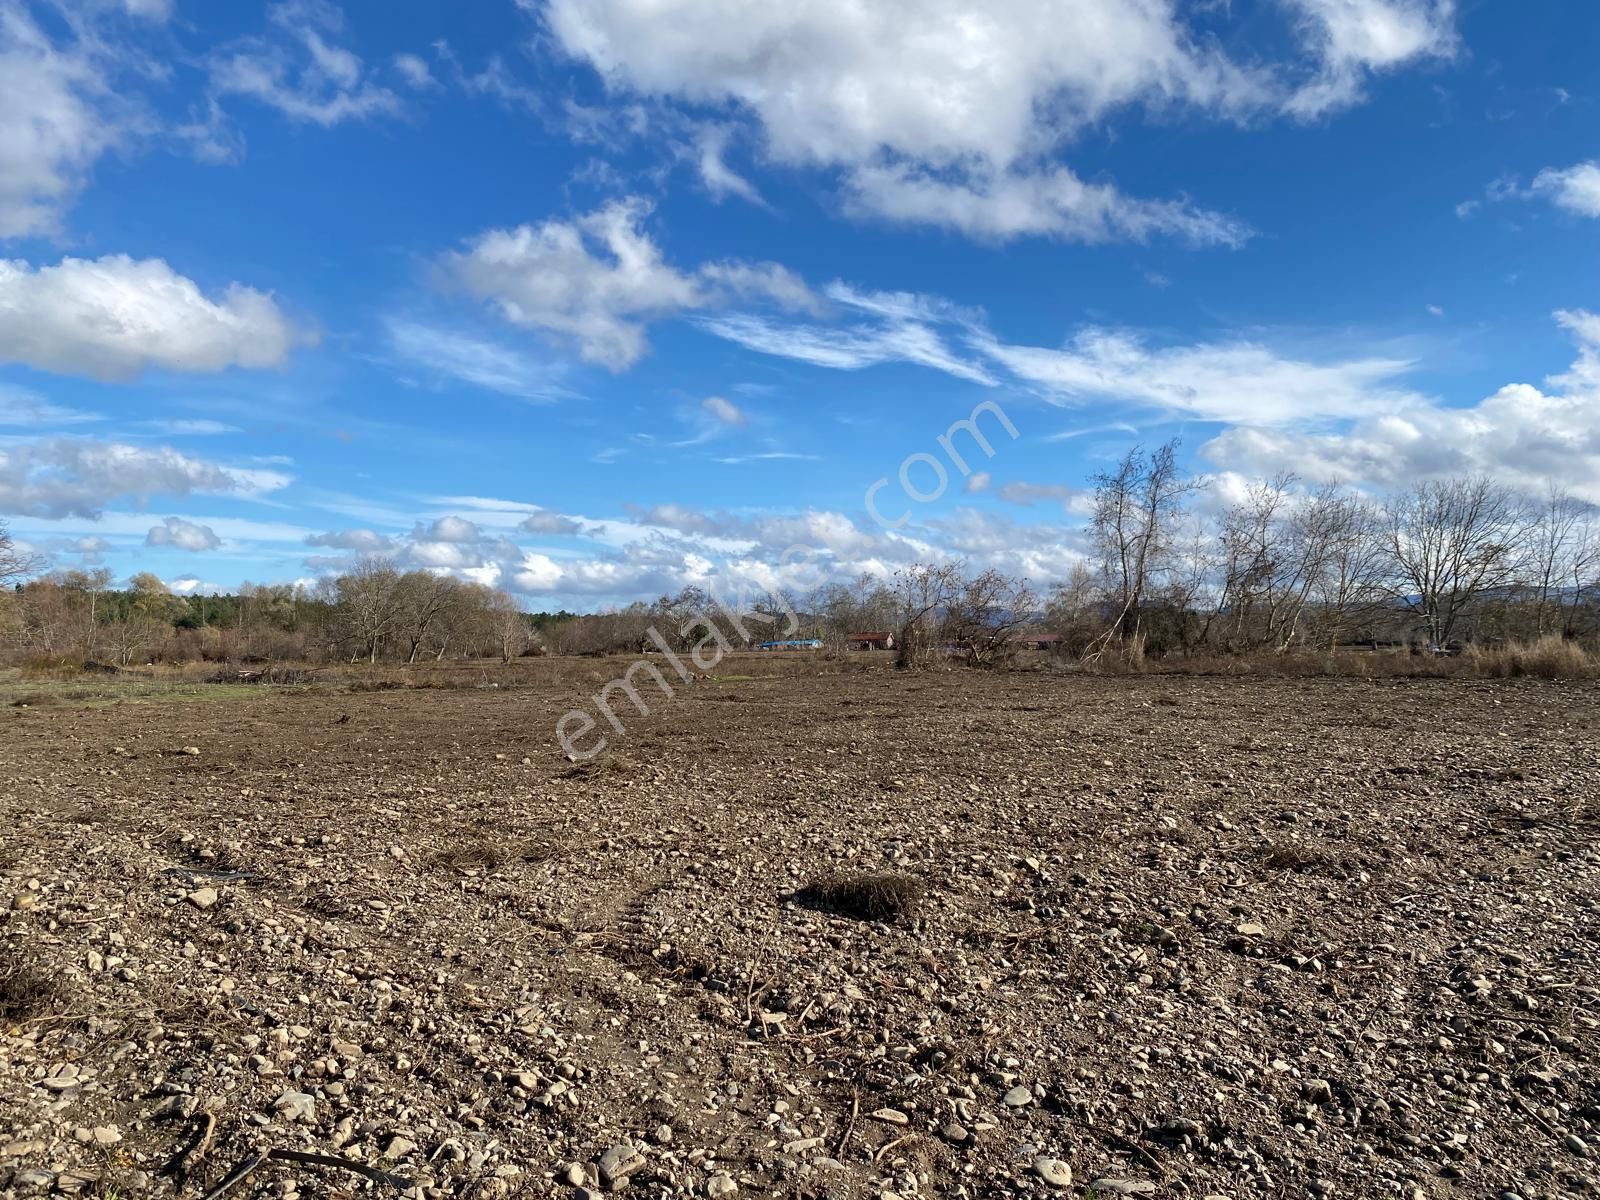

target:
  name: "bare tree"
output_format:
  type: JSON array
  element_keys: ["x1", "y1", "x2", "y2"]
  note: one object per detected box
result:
[
  {"x1": 396, "y1": 572, "x2": 468, "y2": 662},
  {"x1": 487, "y1": 590, "x2": 530, "y2": 662},
  {"x1": 0, "y1": 520, "x2": 41, "y2": 587},
  {"x1": 1383, "y1": 476, "x2": 1530, "y2": 647},
  {"x1": 1527, "y1": 486, "x2": 1600, "y2": 637},
  {"x1": 335, "y1": 558, "x2": 406, "y2": 664},
  {"x1": 1215, "y1": 477, "x2": 1379, "y2": 653},
  {"x1": 1304, "y1": 488, "x2": 1388, "y2": 649},
  {"x1": 892, "y1": 561, "x2": 963, "y2": 668},
  {"x1": 1089, "y1": 440, "x2": 1197, "y2": 654},
  {"x1": 942, "y1": 568, "x2": 1037, "y2": 667}
]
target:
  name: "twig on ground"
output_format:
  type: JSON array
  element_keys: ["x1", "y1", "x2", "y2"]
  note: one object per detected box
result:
[{"x1": 199, "y1": 1148, "x2": 416, "y2": 1199}]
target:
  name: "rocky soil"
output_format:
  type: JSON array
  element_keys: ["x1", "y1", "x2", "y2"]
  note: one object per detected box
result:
[{"x1": 2, "y1": 668, "x2": 1598, "y2": 1199}]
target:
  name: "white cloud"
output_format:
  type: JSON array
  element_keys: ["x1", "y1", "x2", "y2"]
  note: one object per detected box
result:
[
  {"x1": 444, "y1": 197, "x2": 816, "y2": 369},
  {"x1": 546, "y1": 0, "x2": 1265, "y2": 170},
  {"x1": 384, "y1": 316, "x2": 569, "y2": 401},
  {"x1": 995, "y1": 480, "x2": 1083, "y2": 509},
  {"x1": 846, "y1": 163, "x2": 1251, "y2": 246},
  {"x1": 0, "y1": 2, "x2": 125, "y2": 238},
  {"x1": 520, "y1": 509, "x2": 592, "y2": 536},
  {"x1": 139, "y1": 418, "x2": 243, "y2": 435},
  {"x1": 165, "y1": 575, "x2": 224, "y2": 596},
  {"x1": 1283, "y1": 0, "x2": 1457, "y2": 117},
  {"x1": 146, "y1": 516, "x2": 223, "y2": 552},
  {"x1": 0, "y1": 384, "x2": 98, "y2": 427},
  {"x1": 699, "y1": 284, "x2": 995, "y2": 383},
  {"x1": 544, "y1": 0, "x2": 1456, "y2": 243},
  {"x1": 702, "y1": 395, "x2": 746, "y2": 426},
  {"x1": 410, "y1": 515, "x2": 482, "y2": 543},
  {"x1": 305, "y1": 528, "x2": 396, "y2": 551},
  {"x1": 210, "y1": 1, "x2": 402, "y2": 126},
  {"x1": 695, "y1": 123, "x2": 764, "y2": 206},
  {"x1": 0, "y1": 438, "x2": 292, "y2": 519},
  {"x1": 1530, "y1": 161, "x2": 1600, "y2": 219},
  {"x1": 1201, "y1": 309, "x2": 1600, "y2": 501},
  {"x1": 393, "y1": 51, "x2": 436, "y2": 90},
  {"x1": 977, "y1": 326, "x2": 1425, "y2": 424},
  {"x1": 964, "y1": 471, "x2": 990, "y2": 494},
  {"x1": 0, "y1": 255, "x2": 302, "y2": 381}
]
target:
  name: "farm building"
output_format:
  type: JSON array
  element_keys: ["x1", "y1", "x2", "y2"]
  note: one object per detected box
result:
[{"x1": 846, "y1": 631, "x2": 895, "y2": 651}]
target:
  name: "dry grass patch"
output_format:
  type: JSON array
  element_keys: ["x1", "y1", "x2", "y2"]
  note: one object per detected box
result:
[
  {"x1": 797, "y1": 871, "x2": 925, "y2": 921},
  {"x1": 428, "y1": 838, "x2": 561, "y2": 874},
  {"x1": 0, "y1": 957, "x2": 63, "y2": 1022}
]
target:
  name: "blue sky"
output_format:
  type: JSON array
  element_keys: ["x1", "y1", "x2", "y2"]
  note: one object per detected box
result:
[{"x1": 2, "y1": 0, "x2": 1598, "y2": 608}]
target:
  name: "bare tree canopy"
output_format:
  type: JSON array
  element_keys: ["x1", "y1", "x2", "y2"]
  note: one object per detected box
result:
[{"x1": 0, "y1": 520, "x2": 42, "y2": 587}]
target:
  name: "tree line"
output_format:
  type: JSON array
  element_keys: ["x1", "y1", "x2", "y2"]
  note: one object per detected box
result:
[
  {"x1": 0, "y1": 548, "x2": 542, "y2": 667},
  {"x1": 4, "y1": 448, "x2": 1597, "y2": 669}
]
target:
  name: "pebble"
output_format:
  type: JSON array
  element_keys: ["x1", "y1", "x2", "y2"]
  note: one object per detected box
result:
[
  {"x1": 940, "y1": 1123, "x2": 969, "y2": 1145},
  {"x1": 706, "y1": 1173, "x2": 738, "y2": 1198},
  {"x1": 186, "y1": 887, "x2": 219, "y2": 911},
  {"x1": 273, "y1": 1091, "x2": 316, "y2": 1125},
  {"x1": 598, "y1": 1143, "x2": 646, "y2": 1186},
  {"x1": 1003, "y1": 1086, "x2": 1033, "y2": 1108},
  {"x1": 1567, "y1": 1133, "x2": 1589, "y2": 1157},
  {"x1": 1033, "y1": 1157, "x2": 1073, "y2": 1188},
  {"x1": 1090, "y1": 1182, "x2": 1157, "y2": 1196},
  {"x1": 870, "y1": 1108, "x2": 910, "y2": 1125},
  {"x1": 1302, "y1": 1078, "x2": 1334, "y2": 1104}
]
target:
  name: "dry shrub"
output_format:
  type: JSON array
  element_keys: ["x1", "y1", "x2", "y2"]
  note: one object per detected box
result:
[
  {"x1": 18, "y1": 655, "x2": 82, "y2": 681},
  {"x1": 798, "y1": 871, "x2": 925, "y2": 921},
  {"x1": 0, "y1": 958, "x2": 62, "y2": 1021},
  {"x1": 429, "y1": 838, "x2": 559, "y2": 873},
  {"x1": 1262, "y1": 841, "x2": 1355, "y2": 878},
  {"x1": 1465, "y1": 637, "x2": 1600, "y2": 680}
]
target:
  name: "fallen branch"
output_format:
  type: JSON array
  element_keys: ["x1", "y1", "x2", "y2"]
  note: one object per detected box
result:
[
  {"x1": 200, "y1": 1148, "x2": 416, "y2": 1199},
  {"x1": 167, "y1": 1110, "x2": 215, "y2": 1185}
]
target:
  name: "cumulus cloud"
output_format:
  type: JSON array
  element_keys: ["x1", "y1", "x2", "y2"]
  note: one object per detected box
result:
[
  {"x1": 210, "y1": 0, "x2": 402, "y2": 126},
  {"x1": 0, "y1": 255, "x2": 302, "y2": 381},
  {"x1": 146, "y1": 516, "x2": 223, "y2": 552},
  {"x1": 0, "y1": 2, "x2": 127, "y2": 237},
  {"x1": 1530, "y1": 162, "x2": 1600, "y2": 219},
  {"x1": 543, "y1": 0, "x2": 1454, "y2": 243},
  {"x1": 410, "y1": 515, "x2": 482, "y2": 543},
  {"x1": 546, "y1": 0, "x2": 1265, "y2": 168},
  {"x1": 1201, "y1": 309, "x2": 1600, "y2": 501},
  {"x1": 0, "y1": 438, "x2": 292, "y2": 519},
  {"x1": 520, "y1": 509, "x2": 592, "y2": 536},
  {"x1": 444, "y1": 197, "x2": 816, "y2": 369},
  {"x1": 1283, "y1": 0, "x2": 1457, "y2": 117}
]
